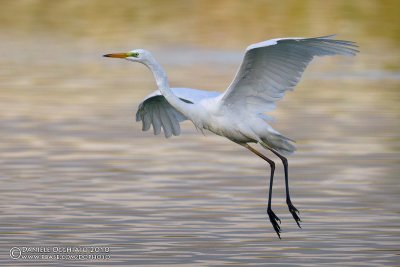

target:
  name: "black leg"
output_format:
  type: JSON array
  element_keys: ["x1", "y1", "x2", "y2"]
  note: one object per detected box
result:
[
  {"x1": 269, "y1": 149, "x2": 301, "y2": 228},
  {"x1": 242, "y1": 144, "x2": 281, "y2": 239}
]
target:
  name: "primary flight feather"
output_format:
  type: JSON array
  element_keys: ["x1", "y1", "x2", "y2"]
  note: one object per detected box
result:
[{"x1": 104, "y1": 35, "x2": 358, "y2": 238}]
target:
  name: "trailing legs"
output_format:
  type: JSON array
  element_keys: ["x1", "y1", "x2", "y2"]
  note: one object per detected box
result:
[
  {"x1": 269, "y1": 148, "x2": 301, "y2": 228},
  {"x1": 242, "y1": 143, "x2": 281, "y2": 238}
]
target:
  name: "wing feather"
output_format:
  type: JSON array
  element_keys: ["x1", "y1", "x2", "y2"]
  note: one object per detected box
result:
[
  {"x1": 159, "y1": 107, "x2": 173, "y2": 138},
  {"x1": 136, "y1": 88, "x2": 221, "y2": 138},
  {"x1": 165, "y1": 108, "x2": 181, "y2": 136},
  {"x1": 218, "y1": 36, "x2": 358, "y2": 114},
  {"x1": 151, "y1": 104, "x2": 162, "y2": 135},
  {"x1": 142, "y1": 112, "x2": 152, "y2": 131}
]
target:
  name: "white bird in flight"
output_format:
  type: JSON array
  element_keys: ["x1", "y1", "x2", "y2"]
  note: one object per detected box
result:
[{"x1": 104, "y1": 35, "x2": 358, "y2": 238}]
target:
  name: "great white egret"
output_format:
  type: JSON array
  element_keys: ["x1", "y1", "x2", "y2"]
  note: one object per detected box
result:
[{"x1": 104, "y1": 35, "x2": 358, "y2": 238}]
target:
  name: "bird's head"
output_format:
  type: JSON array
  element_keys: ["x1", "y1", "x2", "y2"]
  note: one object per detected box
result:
[{"x1": 103, "y1": 49, "x2": 151, "y2": 64}]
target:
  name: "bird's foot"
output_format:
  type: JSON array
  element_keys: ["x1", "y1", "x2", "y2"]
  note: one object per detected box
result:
[
  {"x1": 287, "y1": 199, "x2": 301, "y2": 228},
  {"x1": 267, "y1": 208, "x2": 281, "y2": 239}
]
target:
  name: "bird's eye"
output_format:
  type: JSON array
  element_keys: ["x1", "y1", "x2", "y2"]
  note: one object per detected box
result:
[{"x1": 128, "y1": 52, "x2": 139, "y2": 57}]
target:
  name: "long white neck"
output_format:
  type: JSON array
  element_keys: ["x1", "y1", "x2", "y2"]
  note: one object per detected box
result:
[{"x1": 144, "y1": 57, "x2": 194, "y2": 117}]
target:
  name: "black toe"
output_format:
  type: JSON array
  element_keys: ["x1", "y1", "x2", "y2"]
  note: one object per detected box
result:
[
  {"x1": 267, "y1": 208, "x2": 282, "y2": 238},
  {"x1": 287, "y1": 200, "x2": 302, "y2": 228}
]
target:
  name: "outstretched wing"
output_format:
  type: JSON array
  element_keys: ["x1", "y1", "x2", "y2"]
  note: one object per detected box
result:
[
  {"x1": 136, "y1": 88, "x2": 220, "y2": 137},
  {"x1": 217, "y1": 35, "x2": 358, "y2": 114}
]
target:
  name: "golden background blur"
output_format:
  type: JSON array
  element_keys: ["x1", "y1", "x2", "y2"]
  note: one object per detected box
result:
[{"x1": 0, "y1": 0, "x2": 399, "y2": 265}]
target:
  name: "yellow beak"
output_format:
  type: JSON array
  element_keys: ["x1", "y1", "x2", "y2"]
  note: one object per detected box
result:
[{"x1": 103, "y1": 53, "x2": 129, "y2": 58}]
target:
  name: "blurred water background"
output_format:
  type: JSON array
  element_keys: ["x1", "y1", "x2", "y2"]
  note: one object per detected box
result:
[{"x1": 0, "y1": 0, "x2": 399, "y2": 266}]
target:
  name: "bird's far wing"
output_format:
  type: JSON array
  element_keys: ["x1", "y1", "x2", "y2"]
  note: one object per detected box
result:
[
  {"x1": 217, "y1": 35, "x2": 358, "y2": 114},
  {"x1": 136, "y1": 88, "x2": 220, "y2": 138}
]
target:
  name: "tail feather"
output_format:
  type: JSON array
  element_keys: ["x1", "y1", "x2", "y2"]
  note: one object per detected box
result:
[{"x1": 260, "y1": 133, "x2": 296, "y2": 155}]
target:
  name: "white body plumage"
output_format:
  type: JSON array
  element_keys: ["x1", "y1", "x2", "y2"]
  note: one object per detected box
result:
[{"x1": 131, "y1": 35, "x2": 357, "y2": 153}]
